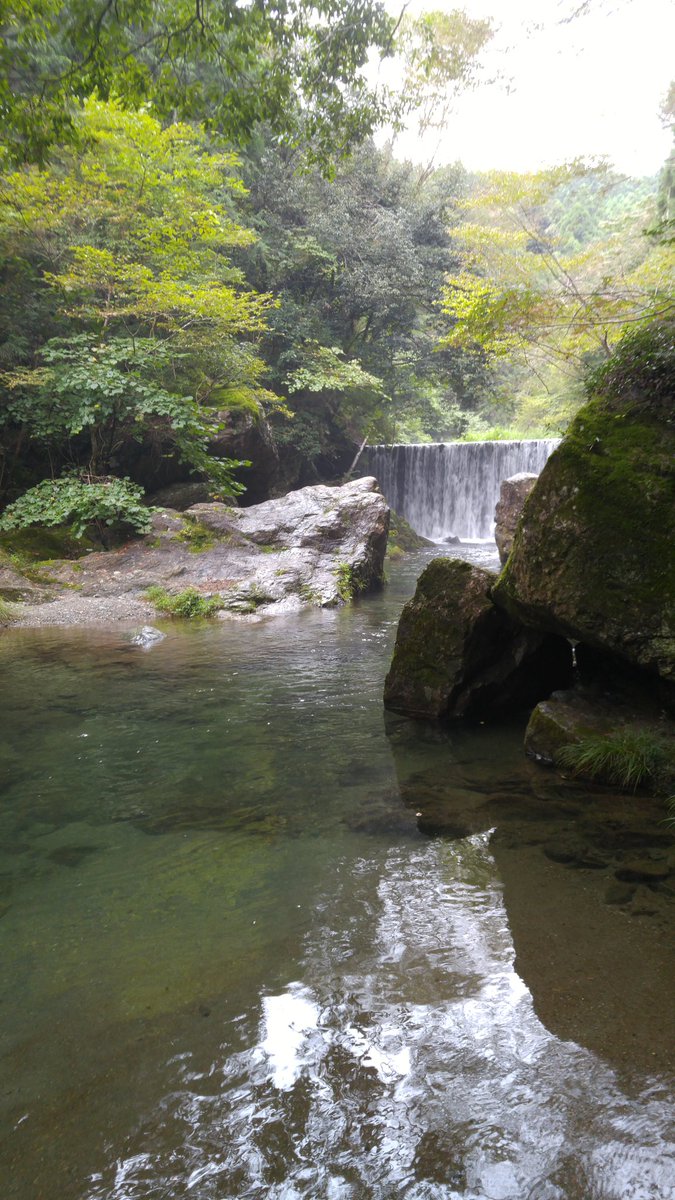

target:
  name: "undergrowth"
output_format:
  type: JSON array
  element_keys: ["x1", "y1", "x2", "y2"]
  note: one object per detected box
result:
[
  {"x1": 0, "y1": 597, "x2": 18, "y2": 623},
  {"x1": 556, "y1": 727, "x2": 674, "y2": 794},
  {"x1": 145, "y1": 585, "x2": 223, "y2": 618}
]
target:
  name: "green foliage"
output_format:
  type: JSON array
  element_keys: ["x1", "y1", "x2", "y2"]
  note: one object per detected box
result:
[
  {"x1": 285, "y1": 343, "x2": 386, "y2": 398},
  {"x1": 334, "y1": 560, "x2": 367, "y2": 602},
  {"x1": 334, "y1": 562, "x2": 355, "y2": 602},
  {"x1": 244, "y1": 139, "x2": 486, "y2": 452},
  {"x1": 586, "y1": 319, "x2": 675, "y2": 415},
  {"x1": 0, "y1": 100, "x2": 267, "y2": 500},
  {"x1": 439, "y1": 164, "x2": 673, "y2": 435},
  {"x1": 144, "y1": 585, "x2": 223, "y2": 618},
  {"x1": 556, "y1": 728, "x2": 674, "y2": 793},
  {"x1": 0, "y1": 474, "x2": 153, "y2": 539},
  {"x1": 0, "y1": 0, "x2": 399, "y2": 168}
]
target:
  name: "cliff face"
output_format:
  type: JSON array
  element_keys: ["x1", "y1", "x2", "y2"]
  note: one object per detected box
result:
[{"x1": 492, "y1": 346, "x2": 675, "y2": 690}]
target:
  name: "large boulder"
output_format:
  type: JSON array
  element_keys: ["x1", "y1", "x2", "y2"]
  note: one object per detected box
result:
[
  {"x1": 15, "y1": 477, "x2": 389, "y2": 624},
  {"x1": 383, "y1": 558, "x2": 573, "y2": 720},
  {"x1": 492, "y1": 343, "x2": 675, "y2": 690},
  {"x1": 126, "y1": 403, "x2": 280, "y2": 504},
  {"x1": 494, "y1": 473, "x2": 538, "y2": 565}
]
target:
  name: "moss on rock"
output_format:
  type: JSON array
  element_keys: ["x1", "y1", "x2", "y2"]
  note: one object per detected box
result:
[
  {"x1": 384, "y1": 557, "x2": 572, "y2": 721},
  {"x1": 387, "y1": 510, "x2": 433, "y2": 555},
  {"x1": 492, "y1": 372, "x2": 675, "y2": 686}
]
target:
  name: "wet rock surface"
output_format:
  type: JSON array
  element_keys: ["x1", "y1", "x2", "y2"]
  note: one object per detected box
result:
[
  {"x1": 11, "y1": 477, "x2": 389, "y2": 626},
  {"x1": 494, "y1": 472, "x2": 538, "y2": 565},
  {"x1": 384, "y1": 557, "x2": 572, "y2": 721}
]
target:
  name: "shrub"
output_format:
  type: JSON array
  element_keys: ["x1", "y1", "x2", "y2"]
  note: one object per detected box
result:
[
  {"x1": 586, "y1": 319, "x2": 675, "y2": 416},
  {"x1": 144, "y1": 585, "x2": 223, "y2": 618},
  {"x1": 556, "y1": 727, "x2": 674, "y2": 793},
  {"x1": 0, "y1": 474, "x2": 153, "y2": 541}
]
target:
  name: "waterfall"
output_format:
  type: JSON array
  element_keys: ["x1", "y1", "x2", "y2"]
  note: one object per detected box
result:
[{"x1": 365, "y1": 439, "x2": 559, "y2": 541}]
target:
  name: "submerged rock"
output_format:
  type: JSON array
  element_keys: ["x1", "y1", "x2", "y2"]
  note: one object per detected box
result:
[
  {"x1": 494, "y1": 472, "x2": 538, "y2": 565},
  {"x1": 383, "y1": 558, "x2": 572, "y2": 721},
  {"x1": 131, "y1": 625, "x2": 166, "y2": 648}
]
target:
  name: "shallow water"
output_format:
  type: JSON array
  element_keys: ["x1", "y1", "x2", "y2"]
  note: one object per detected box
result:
[{"x1": 0, "y1": 546, "x2": 673, "y2": 1199}]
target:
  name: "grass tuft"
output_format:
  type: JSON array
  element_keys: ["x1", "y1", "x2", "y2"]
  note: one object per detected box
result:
[
  {"x1": 0, "y1": 597, "x2": 18, "y2": 623},
  {"x1": 556, "y1": 727, "x2": 674, "y2": 793},
  {"x1": 145, "y1": 585, "x2": 223, "y2": 618}
]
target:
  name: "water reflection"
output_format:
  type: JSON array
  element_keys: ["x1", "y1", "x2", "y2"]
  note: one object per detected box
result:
[
  {"x1": 85, "y1": 836, "x2": 674, "y2": 1200},
  {"x1": 0, "y1": 545, "x2": 673, "y2": 1199}
]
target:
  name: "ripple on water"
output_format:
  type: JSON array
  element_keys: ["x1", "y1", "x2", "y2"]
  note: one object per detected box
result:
[{"x1": 0, "y1": 546, "x2": 673, "y2": 1200}]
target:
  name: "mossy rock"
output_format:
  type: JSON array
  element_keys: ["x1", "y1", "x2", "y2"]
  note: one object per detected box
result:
[
  {"x1": 387, "y1": 510, "x2": 433, "y2": 553},
  {"x1": 492, "y1": 386, "x2": 675, "y2": 686},
  {"x1": 524, "y1": 694, "x2": 615, "y2": 765},
  {"x1": 384, "y1": 557, "x2": 572, "y2": 721}
]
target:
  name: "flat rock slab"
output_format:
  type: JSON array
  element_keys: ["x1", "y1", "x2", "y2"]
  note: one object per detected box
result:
[{"x1": 12, "y1": 477, "x2": 389, "y2": 627}]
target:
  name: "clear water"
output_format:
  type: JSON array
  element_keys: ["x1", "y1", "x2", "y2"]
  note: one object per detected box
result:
[{"x1": 0, "y1": 546, "x2": 673, "y2": 1200}]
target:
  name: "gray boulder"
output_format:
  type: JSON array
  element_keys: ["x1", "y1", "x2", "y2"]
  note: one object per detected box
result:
[
  {"x1": 494, "y1": 473, "x2": 538, "y2": 565},
  {"x1": 22, "y1": 477, "x2": 389, "y2": 624}
]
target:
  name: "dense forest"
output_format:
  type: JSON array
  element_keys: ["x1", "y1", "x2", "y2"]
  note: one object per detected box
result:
[{"x1": 0, "y1": 0, "x2": 672, "y2": 536}]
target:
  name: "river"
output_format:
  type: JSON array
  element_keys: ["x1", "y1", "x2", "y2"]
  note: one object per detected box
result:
[{"x1": 0, "y1": 545, "x2": 673, "y2": 1199}]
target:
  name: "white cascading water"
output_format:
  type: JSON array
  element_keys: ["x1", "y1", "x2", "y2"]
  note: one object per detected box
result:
[{"x1": 365, "y1": 439, "x2": 559, "y2": 541}]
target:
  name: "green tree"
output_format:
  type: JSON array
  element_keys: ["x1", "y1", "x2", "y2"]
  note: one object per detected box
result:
[
  {"x1": 239, "y1": 137, "x2": 492, "y2": 468},
  {"x1": 0, "y1": 99, "x2": 275, "y2": 502},
  {"x1": 438, "y1": 165, "x2": 674, "y2": 432},
  {"x1": 0, "y1": 0, "x2": 399, "y2": 165}
]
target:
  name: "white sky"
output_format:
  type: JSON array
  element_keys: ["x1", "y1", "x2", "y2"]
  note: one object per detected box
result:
[{"x1": 377, "y1": 0, "x2": 674, "y2": 177}]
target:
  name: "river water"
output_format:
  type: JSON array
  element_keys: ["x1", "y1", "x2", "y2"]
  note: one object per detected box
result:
[{"x1": 0, "y1": 546, "x2": 673, "y2": 1200}]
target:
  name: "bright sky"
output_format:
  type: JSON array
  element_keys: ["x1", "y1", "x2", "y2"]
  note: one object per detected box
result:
[{"x1": 378, "y1": 0, "x2": 674, "y2": 177}]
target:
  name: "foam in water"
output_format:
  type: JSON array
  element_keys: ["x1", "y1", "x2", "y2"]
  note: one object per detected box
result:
[{"x1": 366, "y1": 439, "x2": 559, "y2": 541}]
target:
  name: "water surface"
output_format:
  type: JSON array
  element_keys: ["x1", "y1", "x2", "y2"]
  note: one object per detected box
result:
[{"x1": 0, "y1": 546, "x2": 673, "y2": 1199}]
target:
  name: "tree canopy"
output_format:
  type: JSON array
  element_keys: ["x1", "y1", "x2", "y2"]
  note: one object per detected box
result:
[
  {"x1": 0, "y1": 0, "x2": 399, "y2": 165},
  {"x1": 0, "y1": 99, "x2": 275, "y2": 504}
]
